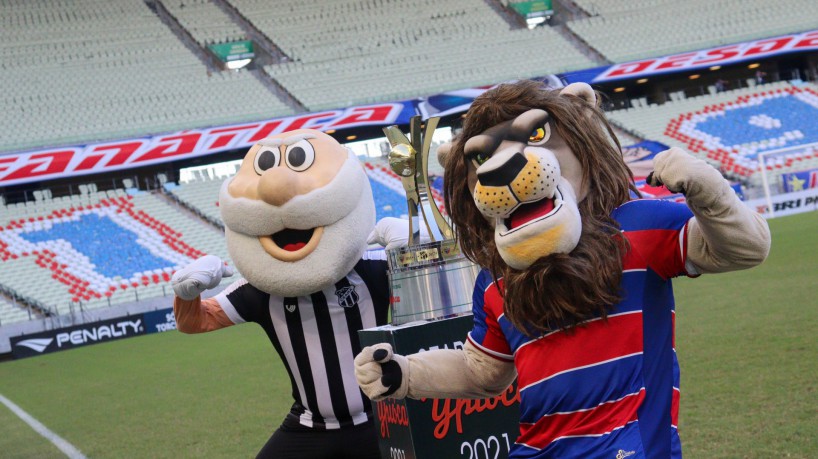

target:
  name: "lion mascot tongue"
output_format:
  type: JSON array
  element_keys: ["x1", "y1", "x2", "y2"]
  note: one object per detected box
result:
[
  {"x1": 170, "y1": 129, "x2": 394, "y2": 459},
  {"x1": 355, "y1": 80, "x2": 771, "y2": 459}
]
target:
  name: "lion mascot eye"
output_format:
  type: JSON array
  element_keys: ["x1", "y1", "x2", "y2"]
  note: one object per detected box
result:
[
  {"x1": 469, "y1": 151, "x2": 492, "y2": 168},
  {"x1": 528, "y1": 124, "x2": 551, "y2": 146},
  {"x1": 254, "y1": 148, "x2": 281, "y2": 175}
]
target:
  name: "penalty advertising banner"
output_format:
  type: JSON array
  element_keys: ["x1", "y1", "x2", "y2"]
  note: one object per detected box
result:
[
  {"x1": 11, "y1": 315, "x2": 146, "y2": 359},
  {"x1": 10, "y1": 307, "x2": 177, "y2": 359}
]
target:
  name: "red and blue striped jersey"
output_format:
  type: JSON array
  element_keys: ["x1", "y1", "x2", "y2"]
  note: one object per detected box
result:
[{"x1": 468, "y1": 199, "x2": 695, "y2": 459}]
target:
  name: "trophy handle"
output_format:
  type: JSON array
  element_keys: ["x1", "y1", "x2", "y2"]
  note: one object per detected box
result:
[
  {"x1": 419, "y1": 117, "x2": 453, "y2": 240},
  {"x1": 383, "y1": 115, "x2": 452, "y2": 244}
]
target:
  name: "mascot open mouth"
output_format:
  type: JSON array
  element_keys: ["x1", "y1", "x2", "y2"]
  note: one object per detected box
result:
[
  {"x1": 507, "y1": 197, "x2": 556, "y2": 230},
  {"x1": 258, "y1": 227, "x2": 325, "y2": 262},
  {"x1": 504, "y1": 189, "x2": 566, "y2": 231},
  {"x1": 273, "y1": 228, "x2": 315, "y2": 251}
]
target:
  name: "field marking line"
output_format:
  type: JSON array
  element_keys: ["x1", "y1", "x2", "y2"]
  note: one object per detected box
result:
[{"x1": 0, "y1": 392, "x2": 87, "y2": 459}]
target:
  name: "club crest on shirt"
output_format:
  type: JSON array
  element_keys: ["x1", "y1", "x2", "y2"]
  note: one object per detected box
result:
[
  {"x1": 284, "y1": 298, "x2": 298, "y2": 313},
  {"x1": 335, "y1": 285, "x2": 359, "y2": 308}
]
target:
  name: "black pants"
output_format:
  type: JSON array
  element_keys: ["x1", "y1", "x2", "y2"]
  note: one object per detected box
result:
[{"x1": 257, "y1": 417, "x2": 381, "y2": 459}]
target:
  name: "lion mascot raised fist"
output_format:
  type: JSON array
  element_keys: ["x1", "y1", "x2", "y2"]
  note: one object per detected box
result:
[
  {"x1": 355, "y1": 80, "x2": 771, "y2": 458},
  {"x1": 171, "y1": 129, "x2": 401, "y2": 458}
]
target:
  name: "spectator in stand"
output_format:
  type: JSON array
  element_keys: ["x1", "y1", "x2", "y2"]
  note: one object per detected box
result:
[
  {"x1": 715, "y1": 78, "x2": 728, "y2": 93},
  {"x1": 755, "y1": 69, "x2": 767, "y2": 85}
]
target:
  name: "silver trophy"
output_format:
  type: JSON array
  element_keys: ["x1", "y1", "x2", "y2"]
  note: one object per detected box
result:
[{"x1": 383, "y1": 116, "x2": 480, "y2": 325}]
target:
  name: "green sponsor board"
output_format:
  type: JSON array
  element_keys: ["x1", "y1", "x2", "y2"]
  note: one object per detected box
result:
[
  {"x1": 208, "y1": 40, "x2": 254, "y2": 62},
  {"x1": 509, "y1": 0, "x2": 553, "y2": 18},
  {"x1": 359, "y1": 315, "x2": 520, "y2": 459}
]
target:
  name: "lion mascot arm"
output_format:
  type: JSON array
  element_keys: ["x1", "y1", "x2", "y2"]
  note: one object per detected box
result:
[
  {"x1": 355, "y1": 341, "x2": 516, "y2": 401},
  {"x1": 171, "y1": 255, "x2": 235, "y2": 333},
  {"x1": 647, "y1": 147, "x2": 771, "y2": 273}
]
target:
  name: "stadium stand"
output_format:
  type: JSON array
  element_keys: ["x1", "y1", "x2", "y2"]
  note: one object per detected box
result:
[
  {"x1": 606, "y1": 81, "x2": 818, "y2": 188},
  {"x1": 0, "y1": 187, "x2": 230, "y2": 316},
  {"x1": 165, "y1": 156, "x2": 441, "y2": 223},
  {"x1": 0, "y1": 0, "x2": 294, "y2": 154},
  {"x1": 165, "y1": 175, "x2": 228, "y2": 227},
  {"x1": 252, "y1": 0, "x2": 594, "y2": 109},
  {"x1": 162, "y1": 0, "x2": 246, "y2": 46},
  {"x1": 567, "y1": 0, "x2": 818, "y2": 63},
  {"x1": 0, "y1": 295, "x2": 34, "y2": 326}
]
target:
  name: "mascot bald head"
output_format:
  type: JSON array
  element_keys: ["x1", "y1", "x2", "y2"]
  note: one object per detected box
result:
[
  {"x1": 444, "y1": 80, "x2": 639, "y2": 333},
  {"x1": 220, "y1": 129, "x2": 375, "y2": 297}
]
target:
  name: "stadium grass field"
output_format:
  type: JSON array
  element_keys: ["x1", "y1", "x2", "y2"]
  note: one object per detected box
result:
[{"x1": 0, "y1": 211, "x2": 816, "y2": 458}]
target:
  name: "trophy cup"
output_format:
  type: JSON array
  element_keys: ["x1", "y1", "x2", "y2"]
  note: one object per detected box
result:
[
  {"x1": 382, "y1": 115, "x2": 480, "y2": 325},
  {"x1": 358, "y1": 117, "x2": 518, "y2": 459}
]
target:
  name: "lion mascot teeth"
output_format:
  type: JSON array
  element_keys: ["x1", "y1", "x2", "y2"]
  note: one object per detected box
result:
[
  {"x1": 355, "y1": 80, "x2": 771, "y2": 458},
  {"x1": 170, "y1": 129, "x2": 392, "y2": 459}
]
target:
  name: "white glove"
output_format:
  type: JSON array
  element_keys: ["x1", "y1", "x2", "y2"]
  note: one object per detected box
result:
[
  {"x1": 171, "y1": 255, "x2": 234, "y2": 301},
  {"x1": 367, "y1": 217, "x2": 431, "y2": 250},
  {"x1": 354, "y1": 343, "x2": 409, "y2": 401}
]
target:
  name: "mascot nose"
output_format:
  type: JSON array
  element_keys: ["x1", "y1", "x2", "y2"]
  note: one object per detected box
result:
[
  {"x1": 477, "y1": 152, "x2": 528, "y2": 186},
  {"x1": 257, "y1": 167, "x2": 299, "y2": 206}
]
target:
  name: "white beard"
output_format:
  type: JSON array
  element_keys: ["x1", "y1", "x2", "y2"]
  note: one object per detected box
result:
[{"x1": 220, "y1": 152, "x2": 376, "y2": 296}]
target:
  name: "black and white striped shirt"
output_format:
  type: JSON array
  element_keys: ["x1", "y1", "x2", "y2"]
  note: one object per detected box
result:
[{"x1": 214, "y1": 253, "x2": 390, "y2": 430}]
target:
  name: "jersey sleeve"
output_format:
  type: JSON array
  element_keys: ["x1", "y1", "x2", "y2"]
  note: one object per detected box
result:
[
  {"x1": 212, "y1": 278, "x2": 270, "y2": 324},
  {"x1": 616, "y1": 199, "x2": 695, "y2": 280},
  {"x1": 467, "y1": 270, "x2": 514, "y2": 361}
]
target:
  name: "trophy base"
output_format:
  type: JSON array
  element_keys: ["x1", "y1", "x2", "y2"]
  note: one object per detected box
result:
[{"x1": 387, "y1": 240, "x2": 480, "y2": 325}]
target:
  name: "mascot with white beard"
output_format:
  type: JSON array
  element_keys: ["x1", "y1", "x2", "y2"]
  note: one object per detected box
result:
[
  {"x1": 355, "y1": 80, "x2": 771, "y2": 459},
  {"x1": 171, "y1": 129, "x2": 408, "y2": 458}
]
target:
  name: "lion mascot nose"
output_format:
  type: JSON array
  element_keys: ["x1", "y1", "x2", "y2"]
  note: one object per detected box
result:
[{"x1": 476, "y1": 152, "x2": 528, "y2": 187}]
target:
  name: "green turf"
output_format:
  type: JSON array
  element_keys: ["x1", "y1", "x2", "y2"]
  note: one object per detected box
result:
[
  {"x1": 0, "y1": 212, "x2": 815, "y2": 458},
  {"x1": 0, "y1": 325, "x2": 292, "y2": 458},
  {"x1": 674, "y1": 210, "x2": 818, "y2": 458}
]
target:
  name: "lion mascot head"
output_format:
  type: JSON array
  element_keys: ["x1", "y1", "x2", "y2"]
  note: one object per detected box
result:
[
  {"x1": 443, "y1": 80, "x2": 640, "y2": 334},
  {"x1": 219, "y1": 129, "x2": 375, "y2": 297}
]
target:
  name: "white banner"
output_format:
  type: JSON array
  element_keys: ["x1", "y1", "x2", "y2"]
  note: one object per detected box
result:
[
  {"x1": 595, "y1": 29, "x2": 818, "y2": 82},
  {"x1": 744, "y1": 188, "x2": 818, "y2": 218}
]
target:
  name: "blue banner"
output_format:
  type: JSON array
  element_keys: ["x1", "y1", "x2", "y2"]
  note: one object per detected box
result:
[
  {"x1": 781, "y1": 169, "x2": 818, "y2": 193},
  {"x1": 142, "y1": 307, "x2": 177, "y2": 334}
]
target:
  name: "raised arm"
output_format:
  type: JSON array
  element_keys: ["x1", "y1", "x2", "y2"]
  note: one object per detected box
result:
[
  {"x1": 647, "y1": 148, "x2": 771, "y2": 274},
  {"x1": 171, "y1": 255, "x2": 235, "y2": 333}
]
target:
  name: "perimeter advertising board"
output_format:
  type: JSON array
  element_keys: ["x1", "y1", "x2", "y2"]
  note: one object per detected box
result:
[
  {"x1": 8, "y1": 307, "x2": 178, "y2": 359},
  {"x1": 10, "y1": 315, "x2": 146, "y2": 359},
  {"x1": 359, "y1": 315, "x2": 520, "y2": 459}
]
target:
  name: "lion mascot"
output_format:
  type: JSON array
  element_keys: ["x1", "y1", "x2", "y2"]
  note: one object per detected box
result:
[
  {"x1": 171, "y1": 129, "x2": 412, "y2": 458},
  {"x1": 355, "y1": 80, "x2": 771, "y2": 458}
]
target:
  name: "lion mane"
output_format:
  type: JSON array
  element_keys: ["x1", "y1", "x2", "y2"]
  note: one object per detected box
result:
[{"x1": 444, "y1": 80, "x2": 641, "y2": 335}]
